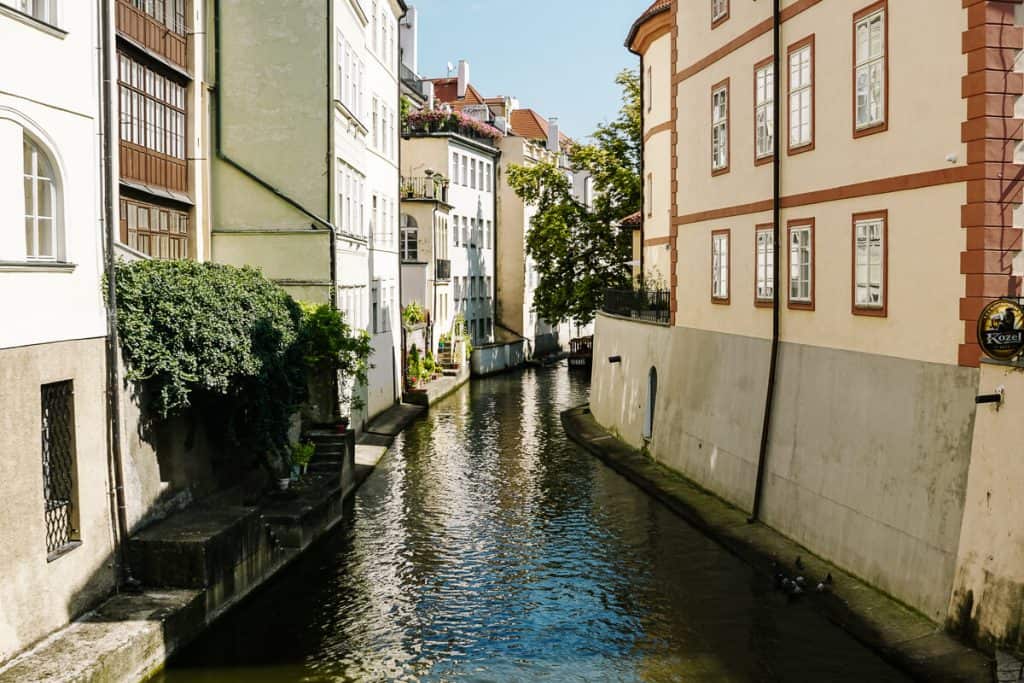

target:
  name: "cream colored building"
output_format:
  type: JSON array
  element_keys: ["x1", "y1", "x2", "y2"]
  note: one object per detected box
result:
[
  {"x1": 211, "y1": 0, "x2": 406, "y2": 427},
  {"x1": 592, "y1": 0, "x2": 1024, "y2": 640},
  {"x1": 0, "y1": 0, "x2": 116, "y2": 663}
]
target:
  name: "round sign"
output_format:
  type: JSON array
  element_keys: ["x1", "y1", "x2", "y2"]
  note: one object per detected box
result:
[{"x1": 977, "y1": 299, "x2": 1024, "y2": 361}]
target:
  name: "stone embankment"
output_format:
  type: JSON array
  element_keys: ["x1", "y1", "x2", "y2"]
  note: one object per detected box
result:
[
  {"x1": 0, "y1": 403, "x2": 424, "y2": 683},
  {"x1": 562, "y1": 405, "x2": 994, "y2": 683}
]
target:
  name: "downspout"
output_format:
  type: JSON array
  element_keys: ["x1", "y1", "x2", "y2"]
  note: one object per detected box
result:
[
  {"x1": 749, "y1": 0, "x2": 782, "y2": 523},
  {"x1": 327, "y1": 0, "x2": 337, "y2": 309},
  {"x1": 396, "y1": 1, "x2": 407, "y2": 405},
  {"x1": 99, "y1": 0, "x2": 134, "y2": 587},
  {"x1": 212, "y1": 0, "x2": 337, "y2": 307}
]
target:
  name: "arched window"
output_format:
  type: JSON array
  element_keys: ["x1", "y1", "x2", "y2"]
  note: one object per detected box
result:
[
  {"x1": 643, "y1": 367, "x2": 658, "y2": 440},
  {"x1": 23, "y1": 135, "x2": 60, "y2": 261},
  {"x1": 400, "y1": 213, "x2": 418, "y2": 262}
]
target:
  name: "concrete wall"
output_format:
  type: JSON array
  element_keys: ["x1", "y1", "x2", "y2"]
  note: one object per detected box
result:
[
  {"x1": 950, "y1": 362, "x2": 1024, "y2": 654},
  {"x1": 471, "y1": 340, "x2": 525, "y2": 377},
  {"x1": 0, "y1": 339, "x2": 116, "y2": 664},
  {"x1": 591, "y1": 312, "x2": 980, "y2": 621}
]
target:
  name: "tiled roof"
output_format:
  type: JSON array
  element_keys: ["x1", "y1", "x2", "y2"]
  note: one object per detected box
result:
[
  {"x1": 429, "y1": 78, "x2": 486, "y2": 106},
  {"x1": 510, "y1": 108, "x2": 571, "y2": 145},
  {"x1": 625, "y1": 0, "x2": 672, "y2": 50},
  {"x1": 620, "y1": 210, "x2": 643, "y2": 228}
]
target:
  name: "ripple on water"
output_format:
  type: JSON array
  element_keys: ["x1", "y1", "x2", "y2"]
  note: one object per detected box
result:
[{"x1": 160, "y1": 367, "x2": 909, "y2": 683}]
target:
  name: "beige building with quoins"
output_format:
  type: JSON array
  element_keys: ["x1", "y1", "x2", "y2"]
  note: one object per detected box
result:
[{"x1": 594, "y1": 0, "x2": 1024, "y2": 649}]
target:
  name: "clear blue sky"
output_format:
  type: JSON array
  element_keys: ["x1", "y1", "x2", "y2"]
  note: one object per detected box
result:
[{"x1": 408, "y1": 0, "x2": 646, "y2": 141}]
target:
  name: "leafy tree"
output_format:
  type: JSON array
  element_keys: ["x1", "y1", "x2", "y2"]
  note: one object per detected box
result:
[{"x1": 507, "y1": 69, "x2": 640, "y2": 325}]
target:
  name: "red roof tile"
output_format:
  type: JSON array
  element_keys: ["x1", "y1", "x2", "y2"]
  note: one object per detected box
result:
[{"x1": 620, "y1": 211, "x2": 643, "y2": 228}]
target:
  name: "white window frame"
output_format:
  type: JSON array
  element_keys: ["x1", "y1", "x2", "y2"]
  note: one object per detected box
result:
[
  {"x1": 711, "y1": 84, "x2": 729, "y2": 172},
  {"x1": 855, "y1": 8, "x2": 886, "y2": 131},
  {"x1": 854, "y1": 216, "x2": 885, "y2": 310},
  {"x1": 755, "y1": 63, "x2": 774, "y2": 161},
  {"x1": 712, "y1": 231, "x2": 729, "y2": 301},
  {"x1": 788, "y1": 224, "x2": 813, "y2": 305},
  {"x1": 756, "y1": 228, "x2": 774, "y2": 302},
  {"x1": 712, "y1": 0, "x2": 728, "y2": 24},
  {"x1": 23, "y1": 136, "x2": 60, "y2": 261},
  {"x1": 789, "y1": 43, "x2": 813, "y2": 149}
]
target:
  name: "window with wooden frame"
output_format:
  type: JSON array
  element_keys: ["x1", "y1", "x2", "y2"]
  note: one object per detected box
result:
[
  {"x1": 646, "y1": 65, "x2": 653, "y2": 113},
  {"x1": 9, "y1": 0, "x2": 59, "y2": 25},
  {"x1": 854, "y1": 2, "x2": 887, "y2": 136},
  {"x1": 788, "y1": 35, "x2": 814, "y2": 153},
  {"x1": 712, "y1": 229, "x2": 730, "y2": 303},
  {"x1": 119, "y1": 198, "x2": 189, "y2": 259},
  {"x1": 711, "y1": 0, "x2": 729, "y2": 28},
  {"x1": 118, "y1": 53, "x2": 187, "y2": 161},
  {"x1": 755, "y1": 225, "x2": 774, "y2": 306},
  {"x1": 787, "y1": 220, "x2": 814, "y2": 310},
  {"x1": 711, "y1": 80, "x2": 730, "y2": 175},
  {"x1": 754, "y1": 59, "x2": 774, "y2": 165},
  {"x1": 852, "y1": 210, "x2": 887, "y2": 316}
]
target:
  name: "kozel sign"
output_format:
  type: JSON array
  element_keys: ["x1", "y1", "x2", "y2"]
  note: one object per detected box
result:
[{"x1": 977, "y1": 299, "x2": 1024, "y2": 361}]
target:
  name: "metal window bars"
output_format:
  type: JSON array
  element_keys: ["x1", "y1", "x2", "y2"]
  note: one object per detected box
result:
[{"x1": 41, "y1": 381, "x2": 77, "y2": 557}]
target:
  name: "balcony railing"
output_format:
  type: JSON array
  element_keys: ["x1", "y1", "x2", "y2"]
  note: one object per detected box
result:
[
  {"x1": 602, "y1": 289, "x2": 671, "y2": 324},
  {"x1": 435, "y1": 259, "x2": 451, "y2": 281},
  {"x1": 400, "y1": 62, "x2": 426, "y2": 98},
  {"x1": 402, "y1": 177, "x2": 449, "y2": 203},
  {"x1": 403, "y1": 111, "x2": 502, "y2": 148}
]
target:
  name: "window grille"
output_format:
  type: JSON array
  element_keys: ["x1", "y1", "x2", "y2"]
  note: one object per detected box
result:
[{"x1": 41, "y1": 381, "x2": 77, "y2": 557}]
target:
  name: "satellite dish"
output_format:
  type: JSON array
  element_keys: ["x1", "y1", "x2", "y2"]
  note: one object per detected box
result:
[{"x1": 446, "y1": 61, "x2": 454, "y2": 75}]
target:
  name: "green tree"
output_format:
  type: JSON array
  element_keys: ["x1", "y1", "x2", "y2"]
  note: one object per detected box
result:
[{"x1": 507, "y1": 69, "x2": 640, "y2": 325}]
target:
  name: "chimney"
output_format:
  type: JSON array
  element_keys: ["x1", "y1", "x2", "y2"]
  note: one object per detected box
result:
[
  {"x1": 547, "y1": 116, "x2": 560, "y2": 153},
  {"x1": 424, "y1": 80, "x2": 435, "y2": 110},
  {"x1": 399, "y1": 6, "x2": 418, "y2": 73},
  {"x1": 457, "y1": 59, "x2": 470, "y2": 99}
]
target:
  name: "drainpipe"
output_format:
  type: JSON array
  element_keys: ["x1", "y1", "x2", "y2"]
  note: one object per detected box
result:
[
  {"x1": 99, "y1": 0, "x2": 134, "y2": 587},
  {"x1": 396, "y1": 1, "x2": 407, "y2": 405},
  {"x1": 211, "y1": 0, "x2": 336, "y2": 307},
  {"x1": 327, "y1": 0, "x2": 337, "y2": 309},
  {"x1": 749, "y1": 0, "x2": 782, "y2": 524}
]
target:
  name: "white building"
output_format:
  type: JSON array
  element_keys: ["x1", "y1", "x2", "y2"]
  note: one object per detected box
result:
[{"x1": 0, "y1": 0, "x2": 117, "y2": 662}]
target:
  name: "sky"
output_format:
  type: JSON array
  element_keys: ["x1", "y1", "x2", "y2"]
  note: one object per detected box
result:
[{"x1": 407, "y1": 0, "x2": 647, "y2": 141}]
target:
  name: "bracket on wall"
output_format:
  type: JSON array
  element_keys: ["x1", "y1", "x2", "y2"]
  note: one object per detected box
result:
[
  {"x1": 608, "y1": 355, "x2": 622, "y2": 364},
  {"x1": 975, "y1": 386, "x2": 1006, "y2": 410}
]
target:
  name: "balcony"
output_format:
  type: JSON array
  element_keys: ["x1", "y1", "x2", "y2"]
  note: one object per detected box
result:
[
  {"x1": 602, "y1": 288, "x2": 671, "y2": 325},
  {"x1": 403, "y1": 110, "x2": 502, "y2": 148},
  {"x1": 116, "y1": 0, "x2": 189, "y2": 72},
  {"x1": 400, "y1": 62, "x2": 426, "y2": 99},
  {"x1": 435, "y1": 259, "x2": 451, "y2": 281},
  {"x1": 401, "y1": 177, "x2": 449, "y2": 203}
]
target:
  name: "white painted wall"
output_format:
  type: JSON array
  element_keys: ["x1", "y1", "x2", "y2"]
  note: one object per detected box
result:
[{"x1": 0, "y1": 2, "x2": 106, "y2": 349}]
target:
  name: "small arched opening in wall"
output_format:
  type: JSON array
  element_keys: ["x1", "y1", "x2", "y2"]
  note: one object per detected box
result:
[{"x1": 643, "y1": 367, "x2": 658, "y2": 441}]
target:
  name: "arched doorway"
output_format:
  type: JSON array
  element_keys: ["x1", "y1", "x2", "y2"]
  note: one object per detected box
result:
[{"x1": 643, "y1": 367, "x2": 657, "y2": 440}]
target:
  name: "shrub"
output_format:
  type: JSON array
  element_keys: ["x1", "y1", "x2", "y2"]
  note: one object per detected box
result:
[
  {"x1": 114, "y1": 260, "x2": 306, "y2": 476},
  {"x1": 297, "y1": 302, "x2": 372, "y2": 412},
  {"x1": 402, "y1": 301, "x2": 427, "y2": 328}
]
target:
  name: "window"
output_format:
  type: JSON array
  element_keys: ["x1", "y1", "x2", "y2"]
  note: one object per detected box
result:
[
  {"x1": 372, "y1": 285, "x2": 379, "y2": 334},
  {"x1": 755, "y1": 226, "x2": 774, "y2": 305},
  {"x1": 118, "y1": 53, "x2": 187, "y2": 161},
  {"x1": 372, "y1": 97, "x2": 379, "y2": 149},
  {"x1": 40, "y1": 380, "x2": 78, "y2": 559},
  {"x1": 854, "y1": 3, "x2": 886, "y2": 135},
  {"x1": 711, "y1": 80, "x2": 729, "y2": 174},
  {"x1": 853, "y1": 211, "x2": 887, "y2": 315},
  {"x1": 485, "y1": 219, "x2": 491, "y2": 249},
  {"x1": 337, "y1": 161, "x2": 365, "y2": 235},
  {"x1": 451, "y1": 152, "x2": 459, "y2": 185},
  {"x1": 485, "y1": 163, "x2": 491, "y2": 191},
  {"x1": 471, "y1": 159, "x2": 477, "y2": 189},
  {"x1": 7, "y1": 0, "x2": 58, "y2": 24},
  {"x1": 127, "y1": 0, "x2": 187, "y2": 35},
  {"x1": 646, "y1": 65, "x2": 653, "y2": 113},
  {"x1": 754, "y1": 60, "x2": 774, "y2": 163},
  {"x1": 711, "y1": 0, "x2": 729, "y2": 27},
  {"x1": 711, "y1": 230, "x2": 730, "y2": 303},
  {"x1": 788, "y1": 37, "x2": 814, "y2": 152},
  {"x1": 485, "y1": 276, "x2": 492, "y2": 298},
  {"x1": 461, "y1": 156, "x2": 468, "y2": 186},
  {"x1": 24, "y1": 136, "x2": 60, "y2": 261},
  {"x1": 337, "y1": 34, "x2": 364, "y2": 119},
  {"x1": 462, "y1": 216, "x2": 468, "y2": 245},
  {"x1": 119, "y1": 198, "x2": 189, "y2": 259},
  {"x1": 788, "y1": 221, "x2": 814, "y2": 309}
]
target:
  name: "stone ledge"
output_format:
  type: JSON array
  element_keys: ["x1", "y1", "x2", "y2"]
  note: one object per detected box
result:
[{"x1": 561, "y1": 405, "x2": 994, "y2": 683}]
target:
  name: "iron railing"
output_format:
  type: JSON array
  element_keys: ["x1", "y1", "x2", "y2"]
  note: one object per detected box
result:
[
  {"x1": 401, "y1": 176, "x2": 449, "y2": 203},
  {"x1": 400, "y1": 62, "x2": 426, "y2": 98},
  {"x1": 602, "y1": 289, "x2": 671, "y2": 324},
  {"x1": 435, "y1": 258, "x2": 451, "y2": 281},
  {"x1": 41, "y1": 380, "x2": 76, "y2": 557}
]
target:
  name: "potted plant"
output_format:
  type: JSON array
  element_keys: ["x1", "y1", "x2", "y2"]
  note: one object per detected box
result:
[
  {"x1": 290, "y1": 441, "x2": 316, "y2": 479},
  {"x1": 402, "y1": 181, "x2": 415, "y2": 198}
]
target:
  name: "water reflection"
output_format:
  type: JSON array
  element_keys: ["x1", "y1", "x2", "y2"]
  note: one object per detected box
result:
[{"x1": 160, "y1": 367, "x2": 908, "y2": 682}]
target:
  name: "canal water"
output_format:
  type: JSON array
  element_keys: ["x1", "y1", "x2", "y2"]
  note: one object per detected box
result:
[{"x1": 158, "y1": 367, "x2": 909, "y2": 682}]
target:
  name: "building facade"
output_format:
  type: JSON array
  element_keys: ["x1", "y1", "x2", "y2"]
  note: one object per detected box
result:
[
  {"x1": 114, "y1": 0, "x2": 210, "y2": 261},
  {"x1": 0, "y1": 0, "x2": 116, "y2": 662},
  {"x1": 211, "y1": 0, "x2": 404, "y2": 427},
  {"x1": 592, "y1": 0, "x2": 1024, "y2": 630}
]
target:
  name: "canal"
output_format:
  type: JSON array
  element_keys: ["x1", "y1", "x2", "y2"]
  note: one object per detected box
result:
[{"x1": 157, "y1": 367, "x2": 909, "y2": 682}]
